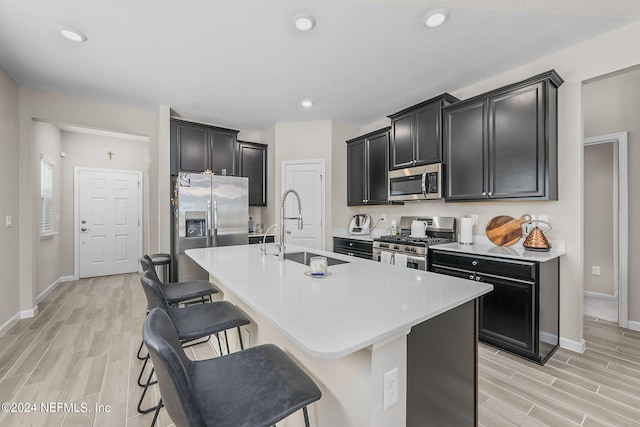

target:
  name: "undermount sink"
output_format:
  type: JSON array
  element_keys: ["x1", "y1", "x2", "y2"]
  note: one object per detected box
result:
[{"x1": 281, "y1": 251, "x2": 349, "y2": 267}]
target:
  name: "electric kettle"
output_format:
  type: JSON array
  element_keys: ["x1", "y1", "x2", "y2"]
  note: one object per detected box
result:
[{"x1": 523, "y1": 220, "x2": 552, "y2": 251}]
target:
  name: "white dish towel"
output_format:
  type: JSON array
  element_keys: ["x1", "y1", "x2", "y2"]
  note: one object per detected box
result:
[
  {"x1": 380, "y1": 251, "x2": 393, "y2": 264},
  {"x1": 394, "y1": 254, "x2": 408, "y2": 268}
]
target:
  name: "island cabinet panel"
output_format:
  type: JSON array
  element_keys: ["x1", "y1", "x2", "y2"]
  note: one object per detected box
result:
[
  {"x1": 170, "y1": 119, "x2": 239, "y2": 175},
  {"x1": 429, "y1": 249, "x2": 560, "y2": 365},
  {"x1": 346, "y1": 127, "x2": 390, "y2": 206},
  {"x1": 388, "y1": 93, "x2": 459, "y2": 169},
  {"x1": 407, "y1": 300, "x2": 477, "y2": 426},
  {"x1": 443, "y1": 70, "x2": 562, "y2": 202},
  {"x1": 238, "y1": 141, "x2": 267, "y2": 206}
]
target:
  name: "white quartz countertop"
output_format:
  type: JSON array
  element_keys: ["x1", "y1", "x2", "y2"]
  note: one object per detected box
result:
[
  {"x1": 431, "y1": 242, "x2": 565, "y2": 262},
  {"x1": 187, "y1": 244, "x2": 492, "y2": 359}
]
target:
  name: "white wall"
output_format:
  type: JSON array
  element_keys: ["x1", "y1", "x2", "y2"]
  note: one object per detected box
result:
[
  {"x1": 0, "y1": 68, "x2": 20, "y2": 328},
  {"x1": 352, "y1": 19, "x2": 640, "y2": 347},
  {"x1": 274, "y1": 121, "x2": 333, "y2": 247},
  {"x1": 583, "y1": 65, "x2": 640, "y2": 319},
  {"x1": 331, "y1": 121, "x2": 360, "y2": 236},
  {"x1": 583, "y1": 143, "x2": 615, "y2": 296},
  {"x1": 272, "y1": 120, "x2": 360, "y2": 249}
]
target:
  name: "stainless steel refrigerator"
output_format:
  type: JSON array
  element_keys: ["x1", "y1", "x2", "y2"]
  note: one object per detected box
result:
[{"x1": 171, "y1": 172, "x2": 248, "y2": 282}]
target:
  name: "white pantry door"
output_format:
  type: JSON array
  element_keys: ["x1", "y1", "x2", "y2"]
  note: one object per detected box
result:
[
  {"x1": 281, "y1": 160, "x2": 325, "y2": 250},
  {"x1": 77, "y1": 168, "x2": 142, "y2": 278}
]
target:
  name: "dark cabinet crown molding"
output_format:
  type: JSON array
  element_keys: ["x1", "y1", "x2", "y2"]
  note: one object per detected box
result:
[
  {"x1": 443, "y1": 70, "x2": 563, "y2": 112},
  {"x1": 387, "y1": 93, "x2": 460, "y2": 119},
  {"x1": 345, "y1": 126, "x2": 391, "y2": 144},
  {"x1": 170, "y1": 117, "x2": 240, "y2": 135}
]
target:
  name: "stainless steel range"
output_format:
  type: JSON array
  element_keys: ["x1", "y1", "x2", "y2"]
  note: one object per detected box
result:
[{"x1": 372, "y1": 216, "x2": 456, "y2": 270}]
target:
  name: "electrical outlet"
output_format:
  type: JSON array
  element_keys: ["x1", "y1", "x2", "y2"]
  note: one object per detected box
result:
[
  {"x1": 471, "y1": 215, "x2": 479, "y2": 225},
  {"x1": 5, "y1": 216, "x2": 12, "y2": 228},
  {"x1": 592, "y1": 266, "x2": 601, "y2": 276},
  {"x1": 383, "y1": 367, "x2": 398, "y2": 410},
  {"x1": 381, "y1": 214, "x2": 386, "y2": 221}
]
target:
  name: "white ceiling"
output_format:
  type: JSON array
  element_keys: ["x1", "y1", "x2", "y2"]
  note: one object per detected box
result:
[{"x1": 1, "y1": 0, "x2": 639, "y2": 131}]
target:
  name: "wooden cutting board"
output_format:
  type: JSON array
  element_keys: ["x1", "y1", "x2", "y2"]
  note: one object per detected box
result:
[{"x1": 485, "y1": 214, "x2": 532, "y2": 246}]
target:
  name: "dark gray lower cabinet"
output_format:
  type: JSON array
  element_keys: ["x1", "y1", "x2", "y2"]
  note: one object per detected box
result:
[
  {"x1": 249, "y1": 235, "x2": 274, "y2": 245},
  {"x1": 429, "y1": 250, "x2": 559, "y2": 364},
  {"x1": 332, "y1": 237, "x2": 372, "y2": 260},
  {"x1": 407, "y1": 300, "x2": 477, "y2": 426}
]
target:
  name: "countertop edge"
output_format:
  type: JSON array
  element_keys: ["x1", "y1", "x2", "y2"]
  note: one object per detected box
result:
[{"x1": 431, "y1": 242, "x2": 565, "y2": 262}]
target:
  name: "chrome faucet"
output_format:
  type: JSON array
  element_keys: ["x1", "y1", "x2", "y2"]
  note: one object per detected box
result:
[
  {"x1": 260, "y1": 224, "x2": 278, "y2": 255},
  {"x1": 278, "y1": 189, "x2": 303, "y2": 261}
]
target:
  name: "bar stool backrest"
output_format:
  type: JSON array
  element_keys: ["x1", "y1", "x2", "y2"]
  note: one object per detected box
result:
[
  {"x1": 140, "y1": 255, "x2": 163, "y2": 284},
  {"x1": 143, "y1": 308, "x2": 206, "y2": 427},
  {"x1": 140, "y1": 270, "x2": 173, "y2": 316}
]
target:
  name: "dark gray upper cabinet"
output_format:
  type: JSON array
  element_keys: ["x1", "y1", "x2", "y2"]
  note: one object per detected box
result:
[
  {"x1": 238, "y1": 141, "x2": 267, "y2": 206},
  {"x1": 170, "y1": 119, "x2": 239, "y2": 175},
  {"x1": 443, "y1": 70, "x2": 563, "y2": 202},
  {"x1": 388, "y1": 93, "x2": 460, "y2": 169},
  {"x1": 346, "y1": 127, "x2": 390, "y2": 206}
]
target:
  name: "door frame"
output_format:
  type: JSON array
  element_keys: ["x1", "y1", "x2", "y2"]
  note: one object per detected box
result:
[
  {"x1": 74, "y1": 166, "x2": 143, "y2": 279},
  {"x1": 583, "y1": 132, "x2": 628, "y2": 328},
  {"x1": 281, "y1": 159, "x2": 326, "y2": 250}
]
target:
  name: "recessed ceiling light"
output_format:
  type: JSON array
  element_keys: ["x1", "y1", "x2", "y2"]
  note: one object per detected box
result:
[
  {"x1": 293, "y1": 14, "x2": 316, "y2": 32},
  {"x1": 58, "y1": 26, "x2": 87, "y2": 42},
  {"x1": 423, "y1": 8, "x2": 449, "y2": 28},
  {"x1": 301, "y1": 100, "x2": 314, "y2": 108}
]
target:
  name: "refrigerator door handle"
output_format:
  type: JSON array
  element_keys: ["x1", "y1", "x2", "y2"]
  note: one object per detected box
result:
[
  {"x1": 206, "y1": 199, "x2": 212, "y2": 247},
  {"x1": 211, "y1": 198, "x2": 219, "y2": 247}
]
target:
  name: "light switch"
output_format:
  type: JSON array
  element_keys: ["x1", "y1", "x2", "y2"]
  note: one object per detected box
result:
[{"x1": 5, "y1": 216, "x2": 12, "y2": 228}]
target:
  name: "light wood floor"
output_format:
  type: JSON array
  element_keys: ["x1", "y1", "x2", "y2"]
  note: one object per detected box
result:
[{"x1": 1, "y1": 274, "x2": 639, "y2": 426}]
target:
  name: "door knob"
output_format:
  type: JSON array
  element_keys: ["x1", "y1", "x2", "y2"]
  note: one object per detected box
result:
[{"x1": 286, "y1": 230, "x2": 292, "y2": 235}]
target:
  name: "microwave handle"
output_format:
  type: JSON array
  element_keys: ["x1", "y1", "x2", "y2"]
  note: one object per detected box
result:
[{"x1": 421, "y1": 171, "x2": 428, "y2": 197}]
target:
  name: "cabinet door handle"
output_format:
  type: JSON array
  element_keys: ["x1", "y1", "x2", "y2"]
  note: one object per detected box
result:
[
  {"x1": 475, "y1": 276, "x2": 481, "y2": 281},
  {"x1": 482, "y1": 192, "x2": 487, "y2": 196},
  {"x1": 488, "y1": 192, "x2": 493, "y2": 196},
  {"x1": 349, "y1": 242, "x2": 354, "y2": 246},
  {"x1": 469, "y1": 274, "x2": 475, "y2": 280},
  {"x1": 472, "y1": 260, "x2": 478, "y2": 266}
]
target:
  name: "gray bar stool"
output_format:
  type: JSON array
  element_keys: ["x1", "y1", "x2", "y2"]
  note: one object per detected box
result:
[
  {"x1": 137, "y1": 270, "x2": 251, "y2": 421},
  {"x1": 143, "y1": 308, "x2": 322, "y2": 427}
]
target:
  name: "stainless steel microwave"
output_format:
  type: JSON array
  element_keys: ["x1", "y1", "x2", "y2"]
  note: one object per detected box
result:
[{"x1": 388, "y1": 163, "x2": 443, "y2": 201}]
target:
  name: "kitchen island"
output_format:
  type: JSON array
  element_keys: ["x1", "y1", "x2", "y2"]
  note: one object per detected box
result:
[{"x1": 187, "y1": 244, "x2": 492, "y2": 426}]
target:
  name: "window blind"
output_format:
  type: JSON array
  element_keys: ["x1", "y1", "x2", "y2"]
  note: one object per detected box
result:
[{"x1": 41, "y1": 157, "x2": 54, "y2": 235}]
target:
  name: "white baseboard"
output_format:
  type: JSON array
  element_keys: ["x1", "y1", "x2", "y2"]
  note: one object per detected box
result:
[
  {"x1": 583, "y1": 290, "x2": 618, "y2": 301},
  {"x1": 36, "y1": 275, "x2": 74, "y2": 304},
  {"x1": 627, "y1": 320, "x2": 640, "y2": 332},
  {"x1": 0, "y1": 312, "x2": 21, "y2": 336},
  {"x1": 21, "y1": 306, "x2": 38, "y2": 319},
  {"x1": 560, "y1": 336, "x2": 586, "y2": 354}
]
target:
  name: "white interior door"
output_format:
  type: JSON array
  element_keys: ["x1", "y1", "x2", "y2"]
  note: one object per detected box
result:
[
  {"x1": 282, "y1": 160, "x2": 325, "y2": 250},
  {"x1": 77, "y1": 168, "x2": 142, "y2": 278}
]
